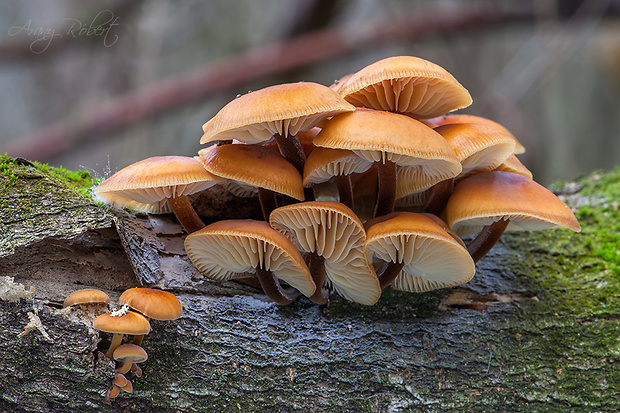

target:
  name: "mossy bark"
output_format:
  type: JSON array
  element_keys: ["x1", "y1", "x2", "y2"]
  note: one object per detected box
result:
[{"x1": 0, "y1": 157, "x2": 618, "y2": 413}]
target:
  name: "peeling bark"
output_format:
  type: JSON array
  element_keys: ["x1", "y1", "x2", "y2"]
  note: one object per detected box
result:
[{"x1": 0, "y1": 159, "x2": 618, "y2": 412}]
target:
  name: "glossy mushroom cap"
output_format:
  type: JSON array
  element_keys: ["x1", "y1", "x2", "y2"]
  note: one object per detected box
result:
[
  {"x1": 446, "y1": 171, "x2": 581, "y2": 236},
  {"x1": 197, "y1": 144, "x2": 304, "y2": 201},
  {"x1": 269, "y1": 201, "x2": 381, "y2": 305},
  {"x1": 93, "y1": 311, "x2": 151, "y2": 336},
  {"x1": 113, "y1": 343, "x2": 148, "y2": 375},
  {"x1": 494, "y1": 154, "x2": 533, "y2": 179},
  {"x1": 63, "y1": 289, "x2": 110, "y2": 307},
  {"x1": 303, "y1": 147, "x2": 373, "y2": 187},
  {"x1": 184, "y1": 219, "x2": 315, "y2": 298},
  {"x1": 94, "y1": 156, "x2": 221, "y2": 205},
  {"x1": 366, "y1": 212, "x2": 475, "y2": 292},
  {"x1": 434, "y1": 123, "x2": 516, "y2": 178},
  {"x1": 200, "y1": 82, "x2": 355, "y2": 144},
  {"x1": 427, "y1": 113, "x2": 526, "y2": 154},
  {"x1": 337, "y1": 56, "x2": 472, "y2": 119},
  {"x1": 119, "y1": 288, "x2": 183, "y2": 321}
]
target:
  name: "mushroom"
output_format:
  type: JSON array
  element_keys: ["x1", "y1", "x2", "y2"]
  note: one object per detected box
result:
[
  {"x1": 303, "y1": 147, "x2": 374, "y2": 210},
  {"x1": 63, "y1": 289, "x2": 110, "y2": 309},
  {"x1": 118, "y1": 288, "x2": 183, "y2": 346},
  {"x1": 336, "y1": 56, "x2": 472, "y2": 119},
  {"x1": 111, "y1": 373, "x2": 133, "y2": 395},
  {"x1": 184, "y1": 219, "x2": 315, "y2": 305},
  {"x1": 427, "y1": 113, "x2": 526, "y2": 154},
  {"x1": 93, "y1": 310, "x2": 151, "y2": 359},
  {"x1": 445, "y1": 171, "x2": 581, "y2": 262},
  {"x1": 94, "y1": 156, "x2": 222, "y2": 233},
  {"x1": 494, "y1": 154, "x2": 533, "y2": 179},
  {"x1": 200, "y1": 82, "x2": 355, "y2": 176},
  {"x1": 197, "y1": 143, "x2": 304, "y2": 221},
  {"x1": 314, "y1": 108, "x2": 461, "y2": 217},
  {"x1": 113, "y1": 343, "x2": 148, "y2": 375},
  {"x1": 365, "y1": 212, "x2": 475, "y2": 291},
  {"x1": 269, "y1": 201, "x2": 381, "y2": 305}
]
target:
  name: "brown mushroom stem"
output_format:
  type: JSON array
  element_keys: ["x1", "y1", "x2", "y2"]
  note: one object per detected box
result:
[
  {"x1": 168, "y1": 195, "x2": 205, "y2": 234},
  {"x1": 274, "y1": 133, "x2": 307, "y2": 176},
  {"x1": 258, "y1": 187, "x2": 279, "y2": 221},
  {"x1": 308, "y1": 253, "x2": 329, "y2": 305},
  {"x1": 335, "y1": 175, "x2": 354, "y2": 210},
  {"x1": 105, "y1": 333, "x2": 124, "y2": 360},
  {"x1": 117, "y1": 357, "x2": 138, "y2": 375},
  {"x1": 304, "y1": 186, "x2": 316, "y2": 202},
  {"x1": 374, "y1": 160, "x2": 396, "y2": 217},
  {"x1": 132, "y1": 335, "x2": 144, "y2": 346},
  {"x1": 467, "y1": 218, "x2": 510, "y2": 263},
  {"x1": 376, "y1": 261, "x2": 405, "y2": 289},
  {"x1": 255, "y1": 266, "x2": 302, "y2": 305},
  {"x1": 423, "y1": 178, "x2": 454, "y2": 215}
]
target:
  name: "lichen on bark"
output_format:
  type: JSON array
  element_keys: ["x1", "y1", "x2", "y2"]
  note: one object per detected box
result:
[{"x1": 0, "y1": 157, "x2": 618, "y2": 412}]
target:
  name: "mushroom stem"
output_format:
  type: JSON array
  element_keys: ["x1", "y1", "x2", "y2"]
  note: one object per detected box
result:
[
  {"x1": 423, "y1": 178, "x2": 454, "y2": 215},
  {"x1": 105, "y1": 333, "x2": 123, "y2": 360},
  {"x1": 274, "y1": 133, "x2": 306, "y2": 176},
  {"x1": 376, "y1": 261, "x2": 405, "y2": 289},
  {"x1": 467, "y1": 218, "x2": 510, "y2": 263},
  {"x1": 255, "y1": 266, "x2": 302, "y2": 305},
  {"x1": 116, "y1": 357, "x2": 135, "y2": 375},
  {"x1": 335, "y1": 175, "x2": 354, "y2": 210},
  {"x1": 132, "y1": 335, "x2": 144, "y2": 346},
  {"x1": 168, "y1": 195, "x2": 205, "y2": 234},
  {"x1": 258, "y1": 187, "x2": 278, "y2": 221},
  {"x1": 308, "y1": 253, "x2": 329, "y2": 305},
  {"x1": 374, "y1": 159, "x2": 396, "y2": 218}
]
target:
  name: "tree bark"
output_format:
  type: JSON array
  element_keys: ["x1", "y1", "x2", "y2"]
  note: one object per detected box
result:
[{"x1": 0, "y1": 158, "x2": 618, "y2": 412}]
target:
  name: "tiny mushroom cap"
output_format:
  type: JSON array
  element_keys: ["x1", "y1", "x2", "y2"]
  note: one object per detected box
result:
[
  {"x1": 119, "y1": 288, "x2": 183, "y2": 321},
  {"x1": 200, "y1": 82, "x2": 355, "y2": 145},
  {"x1": 446, "y1": 171, "x2": 581, "y2": 237},
  {"x1": 337, "y1": 56, "x2": 472, "y2": 119},
  {"x1": 269, "y1": 201, "x2": 381, "y2": 305},
  {"x1": 63, "y1": 289, "x2": 110, "y2": 307},
  {"x1": 184, "y1": 219, "x2": 316, "y2": 301},
  {"x1": 94, "y1": 156, "x2": 222, "y2": 233},
  {"x1": 365, "y1": 212, "x2": 475, "y2": 292},
  {"x1": 113, "y1": 343, "x2": 148, "y2": 375},
  {"x1": 197, "y1": 144, "x2": 304, "y2": 201},
  {"x1": 434, "y1": 123, "x2": 516, "y2": 178},
  {"x1": 494, "y1": 154, "x2": 533, "y2": 179},
  {"x1": 427, "y1": 113, "x2": 526, "y2": 154}
]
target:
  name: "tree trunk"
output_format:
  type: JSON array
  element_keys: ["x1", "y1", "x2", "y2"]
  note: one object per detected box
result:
[{"x1": 1, "y1": 157, "x2": 618, "y2": 412}]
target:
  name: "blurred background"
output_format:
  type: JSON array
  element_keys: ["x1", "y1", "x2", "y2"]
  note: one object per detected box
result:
[{"x1": 0, "y1": 0, "x2": 618, "y2": 185}]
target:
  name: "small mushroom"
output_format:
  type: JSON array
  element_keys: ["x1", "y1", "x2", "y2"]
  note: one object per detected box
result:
[
  {"x1": 337, "y1": 56, "x2": 472, "y2": 119},
  {"x1": 94, "y1": 156, "x2": 222, "y2": 233},
  {"x1": 118, "y1": 288, "x2": 183, "y2": 346},
  {"x1": 93, "y1": 310, "x2": 150, "y2": 359},
  {"x1": 185, "y1": 219, "x2": 316, "y2": 305},
  {"x1": 445, "y1": 171, "x2": 581, "y2": 262},
  {"x1": 365, "y1": 212, "x2": 475, "y2": 291},
  {"x1": 113, "y1": 343, "x2": 148, "y2": 375},
  {"x1": 63, "y1": 289, "x2": 110, "y2": 308}
]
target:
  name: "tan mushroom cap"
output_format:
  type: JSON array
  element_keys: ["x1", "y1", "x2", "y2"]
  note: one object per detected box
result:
[
  {"x1": 197, "y1": 144, "x2": 304, "y2": 201},
  {"x1": 184, "y1": 219, "x2": 315, "y2": 297},
  {"x1": 113, "y1": 343, "x2": 148, "y2": 364},
  {"x1": 200, "y1": 82, "x2": 355, "y2": 144},
  {"x1": 94, "y1": 156, "x2": 221, "y2": 205},
  {"x1": 434, "y1": 123, "x2": 516, "y2": 177},
  {"x1": 314, "y1": 109, "x2": 461, "y2": 171},
  {"x1": 366, "y1": 212, "x2": 475, "y2": 292},
  {"x1": 303, "y1": 147, "x2": 373, "y2": 187},
  {"x1": 93, "y1": 311, "x2": 151, "y2": 336},
  {"x1": 63, "y1": 289, "x2": 110, "y2": 307},
  {"x1": 494, "y1": 154, "x2": 533, "y2": 179},
  {"x1": 428, "y1": 113, "x2": 526, "y2": 154},
  {"x1": 337, "y1": 56, "x2": 472, "y2": 119},
  {"x1": 446, "y1": 171, "x2": 581, "y2": 236},
  {"x1": 269, "y1": 201, "x2": 381, "y2": 305},
  {"x1": 119, "y1": 288, "x2": 183, "y2": 321}
]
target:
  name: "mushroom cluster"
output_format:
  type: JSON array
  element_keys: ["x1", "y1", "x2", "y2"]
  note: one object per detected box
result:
[
  {"x1": 95, "y1": 55, "x2": 580, "y2": 307},
  {"x1": 65, "y1": 288, "x2": 182, "y2": 399}
]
